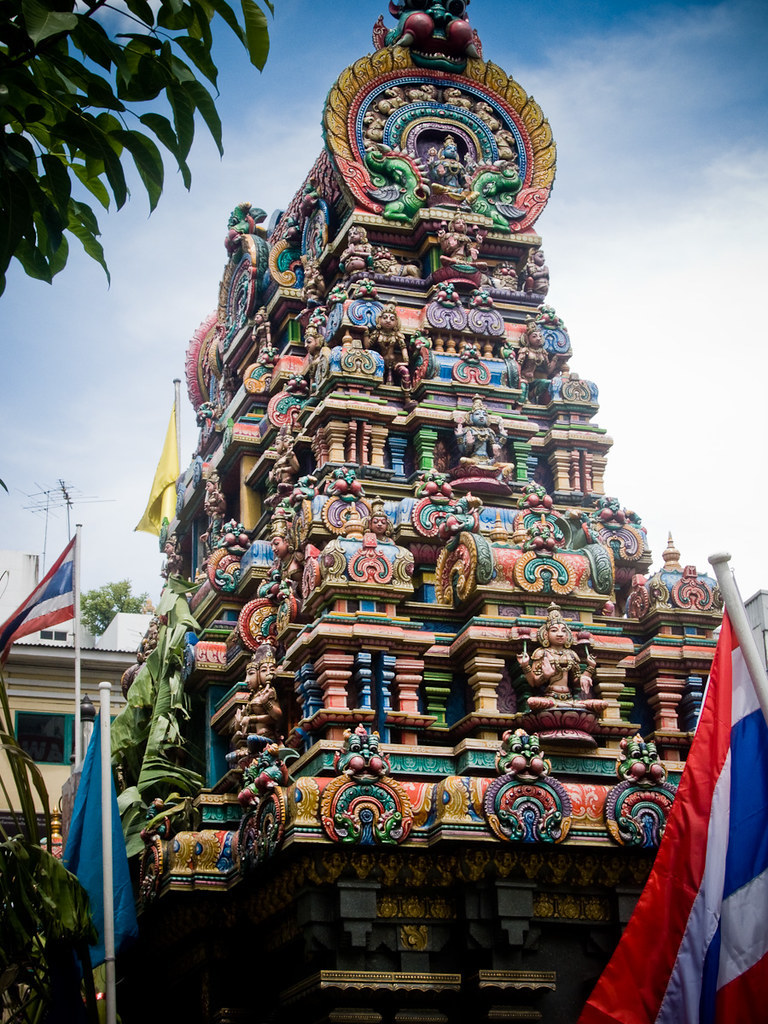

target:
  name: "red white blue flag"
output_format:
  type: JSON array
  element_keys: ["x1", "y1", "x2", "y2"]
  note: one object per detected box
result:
[
  {"x1": 0, "y1": 537, "x2": 76, "y2": 665},
  {"x1": 579, "y1": 611, "x2": 768, "y2": 1023}
]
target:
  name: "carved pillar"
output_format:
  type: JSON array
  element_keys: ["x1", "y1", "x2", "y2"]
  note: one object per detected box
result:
[
  {"x1": 353, "y1": 650, "x2": 373, "y2": 710},
  {"x1": 547, "y1": 450, "x2": 570, "y2": 492},
  {"x1": 679, "y1": 674, "x2": 704, "y2": 732},
  {"x1": 569, "y1": 449, "x2": 581, "y2": 492},
  {"x1": 295, "y1": 661, "x2": 323, "y2": 721},
  {"x1": 414, "y1": 427, "x2": 438, "y2": 471},
  {"x1": 581, "y1": 450, "x2": 594, "y2": 493},
  {"x1": 424, "y1": 670, "x2": 452, "y2": 727},
  {"x1": 345, "y1": 419, "x2": 358, "y2": 463},
  {"x1": 510, "y1": 440, "x2": 530, "y2": 483},
  {"x1": 377, "y1": 653, "x2": 395, "y2": 743},
  {"x1": 312, "y1": 426, "x2": 329, "y2": 469},
  {"x1": 645, "y1": 675, "x2": 685, "y2": 733},
  {"x1": 315, "y1": 651, "x2": 354, "y2": 713},
  {"x1": 325, "y1": 421, "x2": 347, "y2": 463},
  {"x1": 394, "y1": 655, "x2": 424, "y2": 745},
  {"x1": 591, "y1": 454, "x2": 607, "y2": 495},
  {"x1": 387, "y1": 433, "x2": 408, "y2": 477},
  {"x1": 593, "y1": 663, "x2": 625, "y2": 723},
  {"x1": 360, "y1": 421, "x2": 372, "y2": 466},
  {"x1": 239, "y1": 455, "x2": 259, "y2": 530},
  {"x1": 368, "y1": 423, "x2": 388, "y2": 469},
  {"x1": 464, "y1": 654, "x2": 504, "y2": 738}
]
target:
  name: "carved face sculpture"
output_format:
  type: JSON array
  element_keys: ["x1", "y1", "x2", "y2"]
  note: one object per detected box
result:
[
  {"x1": 527, "y1": 326, "x2": 544, "y2": 349},
  {"x1": 271, "y1": 534, "x2": 291, "y2": 560},
  {"x1": 387, "y1": 0, "x2": 476, "y2": 72},
  {"x1": 470, "y1": 404, "x2": 487, "y2": 427},
  {"x1": 378, "y1": 305, "x2": 400, "y2": 334},
  {"x1": 370, "y1": 512, "x2": 389, "y2": 537},
  {"x1": 246, "y1": 651, "x2": 276, "y2": 692},
  {"x1": 547, "y1": 621, "x2": 570, "y2": 648}
]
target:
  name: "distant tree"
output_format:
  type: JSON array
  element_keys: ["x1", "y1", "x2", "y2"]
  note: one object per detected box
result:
[
  {"x1": 81, "y1": 578, "x2": 149, "y2": 635},
  {"x1": 0, "y1": 0, "x2": 274, "y2": 294}
]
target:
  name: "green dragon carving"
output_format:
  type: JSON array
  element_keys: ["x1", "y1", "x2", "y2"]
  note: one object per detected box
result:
[
  {"x1": 364, "y1": 147, "x2": 429, "y2": 224},
  {"x1": 469, "y1": 163, "x2": 524, "y2": 232}
]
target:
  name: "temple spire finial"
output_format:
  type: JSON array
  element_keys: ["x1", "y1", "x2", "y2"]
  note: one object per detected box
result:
[{"x1": 662, "y1": 532, "x2": 682, "y2": 572}]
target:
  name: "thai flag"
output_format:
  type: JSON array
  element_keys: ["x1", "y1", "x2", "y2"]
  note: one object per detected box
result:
[
  {"x1": 0, "y1": 537, "x2": 76, "y2": 665},
  {"x1": 579, "y1": 611, "x2": 768, "y2": 1023}
]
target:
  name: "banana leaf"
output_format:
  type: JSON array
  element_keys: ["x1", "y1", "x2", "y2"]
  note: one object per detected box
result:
[{"x1": 111, "y1": 577, "x2": 204, "y2": 849}]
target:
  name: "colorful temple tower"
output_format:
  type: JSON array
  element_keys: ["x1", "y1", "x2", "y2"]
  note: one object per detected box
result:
[{"x1": 121, "y1": 4, "x2": 724, "y2": 1021}]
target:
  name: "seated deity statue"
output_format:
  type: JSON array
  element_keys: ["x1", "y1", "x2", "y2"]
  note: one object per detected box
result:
[
  {"x1": 455, "y1": 396, "x2": 510, "y2": 463},
  {"x1": 516, "y1": 603, "x2": 601, "y2": 711},
  {"x1": 231, "y1": 645, "x2": 283, "y2": 750}
]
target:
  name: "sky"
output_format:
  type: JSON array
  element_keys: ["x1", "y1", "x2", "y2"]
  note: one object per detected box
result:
[{"x1": 1, "y1": 0, "x2": 767, "y2": 609}]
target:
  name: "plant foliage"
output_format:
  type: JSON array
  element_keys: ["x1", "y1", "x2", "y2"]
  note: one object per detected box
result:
[
  {"x1": 0, "y1": 670, "x2": 97, "y2": 1021},
  {"x1": 81, "y1": 578, "x2": 149, "y2": 636},
  {"x1": 111, "y1": 576, "x2": 203, "y2": 855},
  {"x1": 0, "y1": 0, "x2": 274, "y2": 294}
]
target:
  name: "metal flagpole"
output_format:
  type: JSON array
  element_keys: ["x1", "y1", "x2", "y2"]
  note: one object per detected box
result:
[
  {"x1": 709, "y1": 552, "x2": 768, "y2": 728},
  {"x1": 173, "y1": 378, "x2": 182, "y2": 472},
  {"x1": 73, "y1": 523, "x2": 83, "y2": 766},
  {"x1": 99, "y1": 681, "x2": 116, "y2": 1024}
]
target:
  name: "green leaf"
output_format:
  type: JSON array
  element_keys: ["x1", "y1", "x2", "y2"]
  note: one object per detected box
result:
[
  {"x1": 47, "y1": 232, "x2": 69, "y2": 277},
  {"x1": 188, "y1": 0, "x2": 214, "y2": 48},
  {"x1": 140, "y1": 112, "x2": 192, "y2": 187},
  {"x1": 240, "y1": 0, "x2": 270, "y2": 69},
  {"x1": 70, "y1": 16, "x2": 124, "y2": 72},
  {"x1": 113, "y1": 130, "x2": 164, "y2": 211},
  {"x1": 124, "y1": 0, "x2": 157, "y2": 26},
  {"x1": 41, "y1": 153, "x2": 71, "y2": 208},
  {"x1": 51, "y1": 112, "x2": 129, "y2": 208},
  {"x1": 208, "y1": 0, "x2": 245, "y2": 45},
  {"x1": 14, "y1": 237, "x2": 52, "y2": 282},
  {"x1": 166, "y1": 82, "x2": 195, "y2": 160},
  {"x1": 184, "y1": 79, "x2": 222, "y2": 154},
  {"x1": 71, "y1": 162, "x2": 111, "y2": 209},
  {"x1": 21, "y1": 0, "x2": 78, "y2": 45},
  {"x1": 175, "y1": 36, "x2": 218, "y2": 86},
  {"x1": 67, "y1": 200, "x2": 110, "y2": 284}
]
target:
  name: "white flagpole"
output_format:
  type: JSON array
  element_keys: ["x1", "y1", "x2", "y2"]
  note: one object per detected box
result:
[
  {"x1": 74, "y1": 523, "x2": 83, "y2": 767},
  {"x1": 99, "y1": 681, "x2": 116, "y2": 1024},
  {"x1": 709, "y1": 552, "x2": 768, "y2": 727},
  {"x1": 173, "y1": 378, "x2": 182, "y2": 472}
]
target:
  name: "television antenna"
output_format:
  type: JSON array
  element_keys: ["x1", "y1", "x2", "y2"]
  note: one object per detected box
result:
[{"x1": 23, "y1": 481, "x2": 113, "y2": 572}]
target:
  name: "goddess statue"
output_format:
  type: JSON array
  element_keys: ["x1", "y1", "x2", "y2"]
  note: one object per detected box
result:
[
  {"x1": 231, "y1": 645, "x2": 283, "y2": 749},
  {"x1": 516, "y1": 603, "x2": 598, "y2": 705}
]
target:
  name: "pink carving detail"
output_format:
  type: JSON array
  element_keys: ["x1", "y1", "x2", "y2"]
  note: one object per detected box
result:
[
  {"x1": 334, "y1": 155, "x2": 382, "y2": 213},
  {"x1": 185, "y1": 312, "x2": 218, "y2": 411},
  {"x1": 509, "y1": 187, "x2": 551, "y2": 233}
]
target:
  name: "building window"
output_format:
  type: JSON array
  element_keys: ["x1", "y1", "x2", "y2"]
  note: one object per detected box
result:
[
  {"x1": 39, "y1": 630, "x2": 68, "y2": 641},
  {"x1": 15, "y1": 712, "x2": 73, "y2": 765}
]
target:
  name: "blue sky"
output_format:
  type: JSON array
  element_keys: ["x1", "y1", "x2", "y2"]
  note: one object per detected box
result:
[{"x1": 1, "y1": 0, "x2": 767, "y2": 605}]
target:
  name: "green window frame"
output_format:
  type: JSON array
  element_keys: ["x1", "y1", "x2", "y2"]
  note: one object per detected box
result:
[{"x1": 15, "y1": 711, "x2": 74, "y2": 765}]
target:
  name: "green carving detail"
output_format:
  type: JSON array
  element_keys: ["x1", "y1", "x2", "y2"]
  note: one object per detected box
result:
[{"x1": 414, "y1": 427, "x2": 439, "y2": 471}]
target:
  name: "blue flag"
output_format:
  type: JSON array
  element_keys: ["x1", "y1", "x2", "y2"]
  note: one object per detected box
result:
[{"x1": 63, "y1": 715, "x2": 139, "y2": 966}]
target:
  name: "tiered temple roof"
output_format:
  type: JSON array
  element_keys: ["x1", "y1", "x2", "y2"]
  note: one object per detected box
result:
[{"x1": 120, "y1": 4, "x2": 722, "y2": 1021}]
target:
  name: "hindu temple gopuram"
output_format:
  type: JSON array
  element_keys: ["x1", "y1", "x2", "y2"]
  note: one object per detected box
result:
[{"x1": 118, "y1": 3, "x2": 724, "y2": 1021}]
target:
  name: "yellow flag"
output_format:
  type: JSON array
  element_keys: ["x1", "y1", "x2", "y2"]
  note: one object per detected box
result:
[{"x1": 135, "y1": 404, "x2": 179, "y2": 535}]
